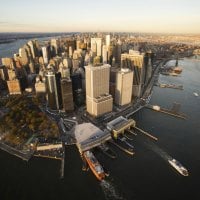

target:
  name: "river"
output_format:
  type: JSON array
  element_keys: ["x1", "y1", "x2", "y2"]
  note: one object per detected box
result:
[{"x1": 0, "y1": 38, "x2": 200, "y2": 200}]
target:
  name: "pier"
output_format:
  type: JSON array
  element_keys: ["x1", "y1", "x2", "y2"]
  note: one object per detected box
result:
[
  {"x1": 155, "y1": 83, "x2": 183, "y2": 90},
  {"x1": 126, "y1": 129, "x2": 137, "y2": 136},
  {"x1": 33, "y1": 154, "x2": 62, "y2": 160},
  {"x1": 108, "y1": 140, "x2": 134, "y2": 156},
  {"x1": 134, "y1": 127, "x2": 158, "y2": 141},
  {"x1": 60, "y1": 143, "x2": 65, "y2": 179},
  {"x1": 145, "y1": 104, "x2": 187, "y2": 120}
]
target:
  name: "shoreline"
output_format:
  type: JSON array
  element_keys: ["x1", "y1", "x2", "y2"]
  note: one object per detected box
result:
[
  {"x1": 0, "y1": 58, "x2": 165, "y2": 161},
  {"x1": 0, "y1": 141, "x2": 33, "y2": 161}
]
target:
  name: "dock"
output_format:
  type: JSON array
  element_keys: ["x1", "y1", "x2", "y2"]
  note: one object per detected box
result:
[
  {"x1": 156, "y1": 83, "x2": 183, "y2": 90},
  {"x1": 145, "y1": 104, "x2": 187, "y2": 120},
  {"x1": 60, "y1": 143, "x2": 65, "y2": 179},
  {"x1": 134, "y1": 127, "x2": 158, "y2": 141},
  {"x1": 108, "y1": 140, "x2": 134, "y2": 156},
  {"x1": 126, "y1": 129, "x2": 137, "y2": 136},
  {"x1": 33, "y1": 154, "x2": 62, "y2": 160}
]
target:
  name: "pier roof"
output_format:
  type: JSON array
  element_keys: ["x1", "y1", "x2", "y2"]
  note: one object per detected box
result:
[{"x1": 74, "y1": 123, "x2": 111, "y2": 152}]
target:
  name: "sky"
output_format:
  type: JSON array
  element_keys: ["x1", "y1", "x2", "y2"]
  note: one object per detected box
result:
[{"x1": 0, "y1": 0, "x2": 200, "y2": 33}]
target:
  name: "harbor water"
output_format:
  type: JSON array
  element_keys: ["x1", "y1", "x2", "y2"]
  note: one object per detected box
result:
[{"x1": 0, "y1": 38, "x2": 200, "y2": 200}]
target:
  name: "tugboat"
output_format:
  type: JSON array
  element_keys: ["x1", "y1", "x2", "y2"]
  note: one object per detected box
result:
[
  {"x1": 168, "y1": 158, "x2": 189, "y2": 176},
  {"x1": 83, "y1": 150, "x2": 105, "y2": 181}
]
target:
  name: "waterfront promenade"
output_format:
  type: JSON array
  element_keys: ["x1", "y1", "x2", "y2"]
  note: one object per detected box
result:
[{"x1": 0, "y1": 141, "x2": 33, "y2": 161}]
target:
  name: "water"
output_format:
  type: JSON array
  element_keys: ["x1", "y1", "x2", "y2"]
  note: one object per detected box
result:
[
  {"x1": 0, "y1": 33, "x2": 71, "y2": 59},
  {"x1": 0, "y1": 39, "x2": 200, "y2": 199},
  {"x1": 100, "y1": 180, "x2": 126, "y2": 200}
]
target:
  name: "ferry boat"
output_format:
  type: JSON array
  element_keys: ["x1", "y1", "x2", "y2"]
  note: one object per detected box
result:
[
  {"x1": 173, "y1": 66, "x2": 182, "y2": 74},
  {"x1": 168, "y1": 158, "x2": 189, "y2": 176},
  {"x1": 83, "y1": 150, "x2": 105, "y2": 181},
  {"x1": 193, "y1": 92, "x2": 199, "y2": 97}
]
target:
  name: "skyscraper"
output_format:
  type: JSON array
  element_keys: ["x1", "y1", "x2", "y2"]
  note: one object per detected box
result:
[
  {"x1": 61, "y1": 78, "x2": 74, "y2": 111},
  {"x1": 114, "y1": 43, "x2": 122, "y2": 67},
  {"x1": 106, "y1": 35, "x2": 110, "y2": 48},
  {"x1": 51, "y1": 39, "x2": 59, "y2": 55},
  {"x1": 85, "y1": 64, "x2": 113, "y2": 117},
  {"x1": 45, "y1": 68, "x2": 59, "y2": 110},
  {"x1": 0, "y1": 65, "x2": 8, "y2": 81},
  {"x1": 19, "y1": 48, "x2": 29, "y2": 66},
  {"x1": 91, "y1": 38, "x2": 102, "y2": 56},
  {"x1": 27, "y1": 41, "x2": 36, "y2": 59},
  {"x1": 35, "y1": 75, "x2": 46, "y2": 95},
  {"x1": 42, "y1": 46, "x2": 49, "y2": 65},
  {"x1": 102, "y1": 45, "x2": 108, "y2": 64},
  {"x1": 7, "y1": 80, "x2": 22, "y2": 95},
  {"x1": 121, "y1": 51, "x2": 144, "y2": 97},
  {"x1": 1, "y1": 58, "x2": 15, "y2": 69},
  {"x1": 7, "y1": 69, "x2": 16, "y2": 80},
  {"x1": 115, "y1": 68, "x2": 133, "y2": 106}
]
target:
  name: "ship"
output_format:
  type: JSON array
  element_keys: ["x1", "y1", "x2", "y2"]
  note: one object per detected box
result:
[
  {"x1": 173, "y1": 66, "x2": 183, "y2": 74},
  {"x1": 83, "y1": 150, "x2": 105, "y2": 181},
  {"x1": 193, "y1": 92, "x2": 199, "y2": 97},
  {"x1": 168, "y1": 158, "x2": 189, "y2": 176}
]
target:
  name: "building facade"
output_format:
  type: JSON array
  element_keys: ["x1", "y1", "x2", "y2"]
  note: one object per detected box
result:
[
  {"x1": 61, "y1": 78, "x2": 74, "y2": 111},
  {"x1": 115, "y1": 68, "x2": 133, "y2": 106},
  {"x1": 85, "y1": 64, "x2": 113, "y2": 117},
  {"x1": 121, "y1": 51, "x2": 144, "y2": 97},
  {"x1": 91, "y1": 38, "x2": 102, "y2": 57},
  {"x1": 7, "y1": 80, "x2": 22, "y2": 95},
  {"x1": 45, "y1": 69, "x2": 59, "y2": 110}
]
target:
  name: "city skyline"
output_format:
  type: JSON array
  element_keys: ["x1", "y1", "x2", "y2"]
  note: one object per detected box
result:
[{"x1": 1, "y1": 0, "x2": 200, "y2": 34}]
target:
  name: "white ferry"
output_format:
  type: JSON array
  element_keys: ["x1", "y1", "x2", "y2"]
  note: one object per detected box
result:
[{"x1": 168, "y1": 158, "x2": 189, "y2": 176}]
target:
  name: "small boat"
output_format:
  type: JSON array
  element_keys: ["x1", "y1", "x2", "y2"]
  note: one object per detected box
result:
[
  {"x1": 83, "y1": 150, "x2": 105, "y2": 181},
  {"x1": 168, "y1": 158, "x2": 189, "y2": 176},
  {"x1": 193, "y1": 92, "x2": 199, "y2": 97},
  {"x1": 98, "y1": 143, "x2": 117, "y2": 159}
]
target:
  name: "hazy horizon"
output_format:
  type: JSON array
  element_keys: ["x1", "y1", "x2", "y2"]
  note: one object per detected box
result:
[{"x1": 1, "y1": 0, "x2": 200, "y2": 34}]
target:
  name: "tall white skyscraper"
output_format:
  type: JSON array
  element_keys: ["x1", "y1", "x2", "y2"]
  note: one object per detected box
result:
[
  {"x1": 115, "y1": 68, "x2": 133, "y2": 106},
  {"x1": 91, "y1": 38, "x2": 102, "y2": 56},
  {"x1": 69, "y1": 46, "x2": 73, "y2": 57},
  {"x1": 102, "y1": 45, "x2": 107, "y2": 64},
  {"x1": 85, "y1": 64, "x2": 113, "y2": 117},
  {"x1": 27, "y1": 41, "x2": 36, "y2": 58},
  {"x1": 106, "y1": 35, "x2": 110, "y2": 48},
  {"x1": 42, "y1": 47, "x2": 48, "y2": 65},
  {"x1": 76, "y1": 40, "x2": 81, "y2": 51}
]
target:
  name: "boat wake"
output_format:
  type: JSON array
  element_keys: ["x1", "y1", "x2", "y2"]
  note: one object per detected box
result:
[
  {"x1": 100, "y1": 180, "x2": 126, "y2": 200},
  {"x1": 143, "y1": 140, "x2": 172, "y2": 161}
]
